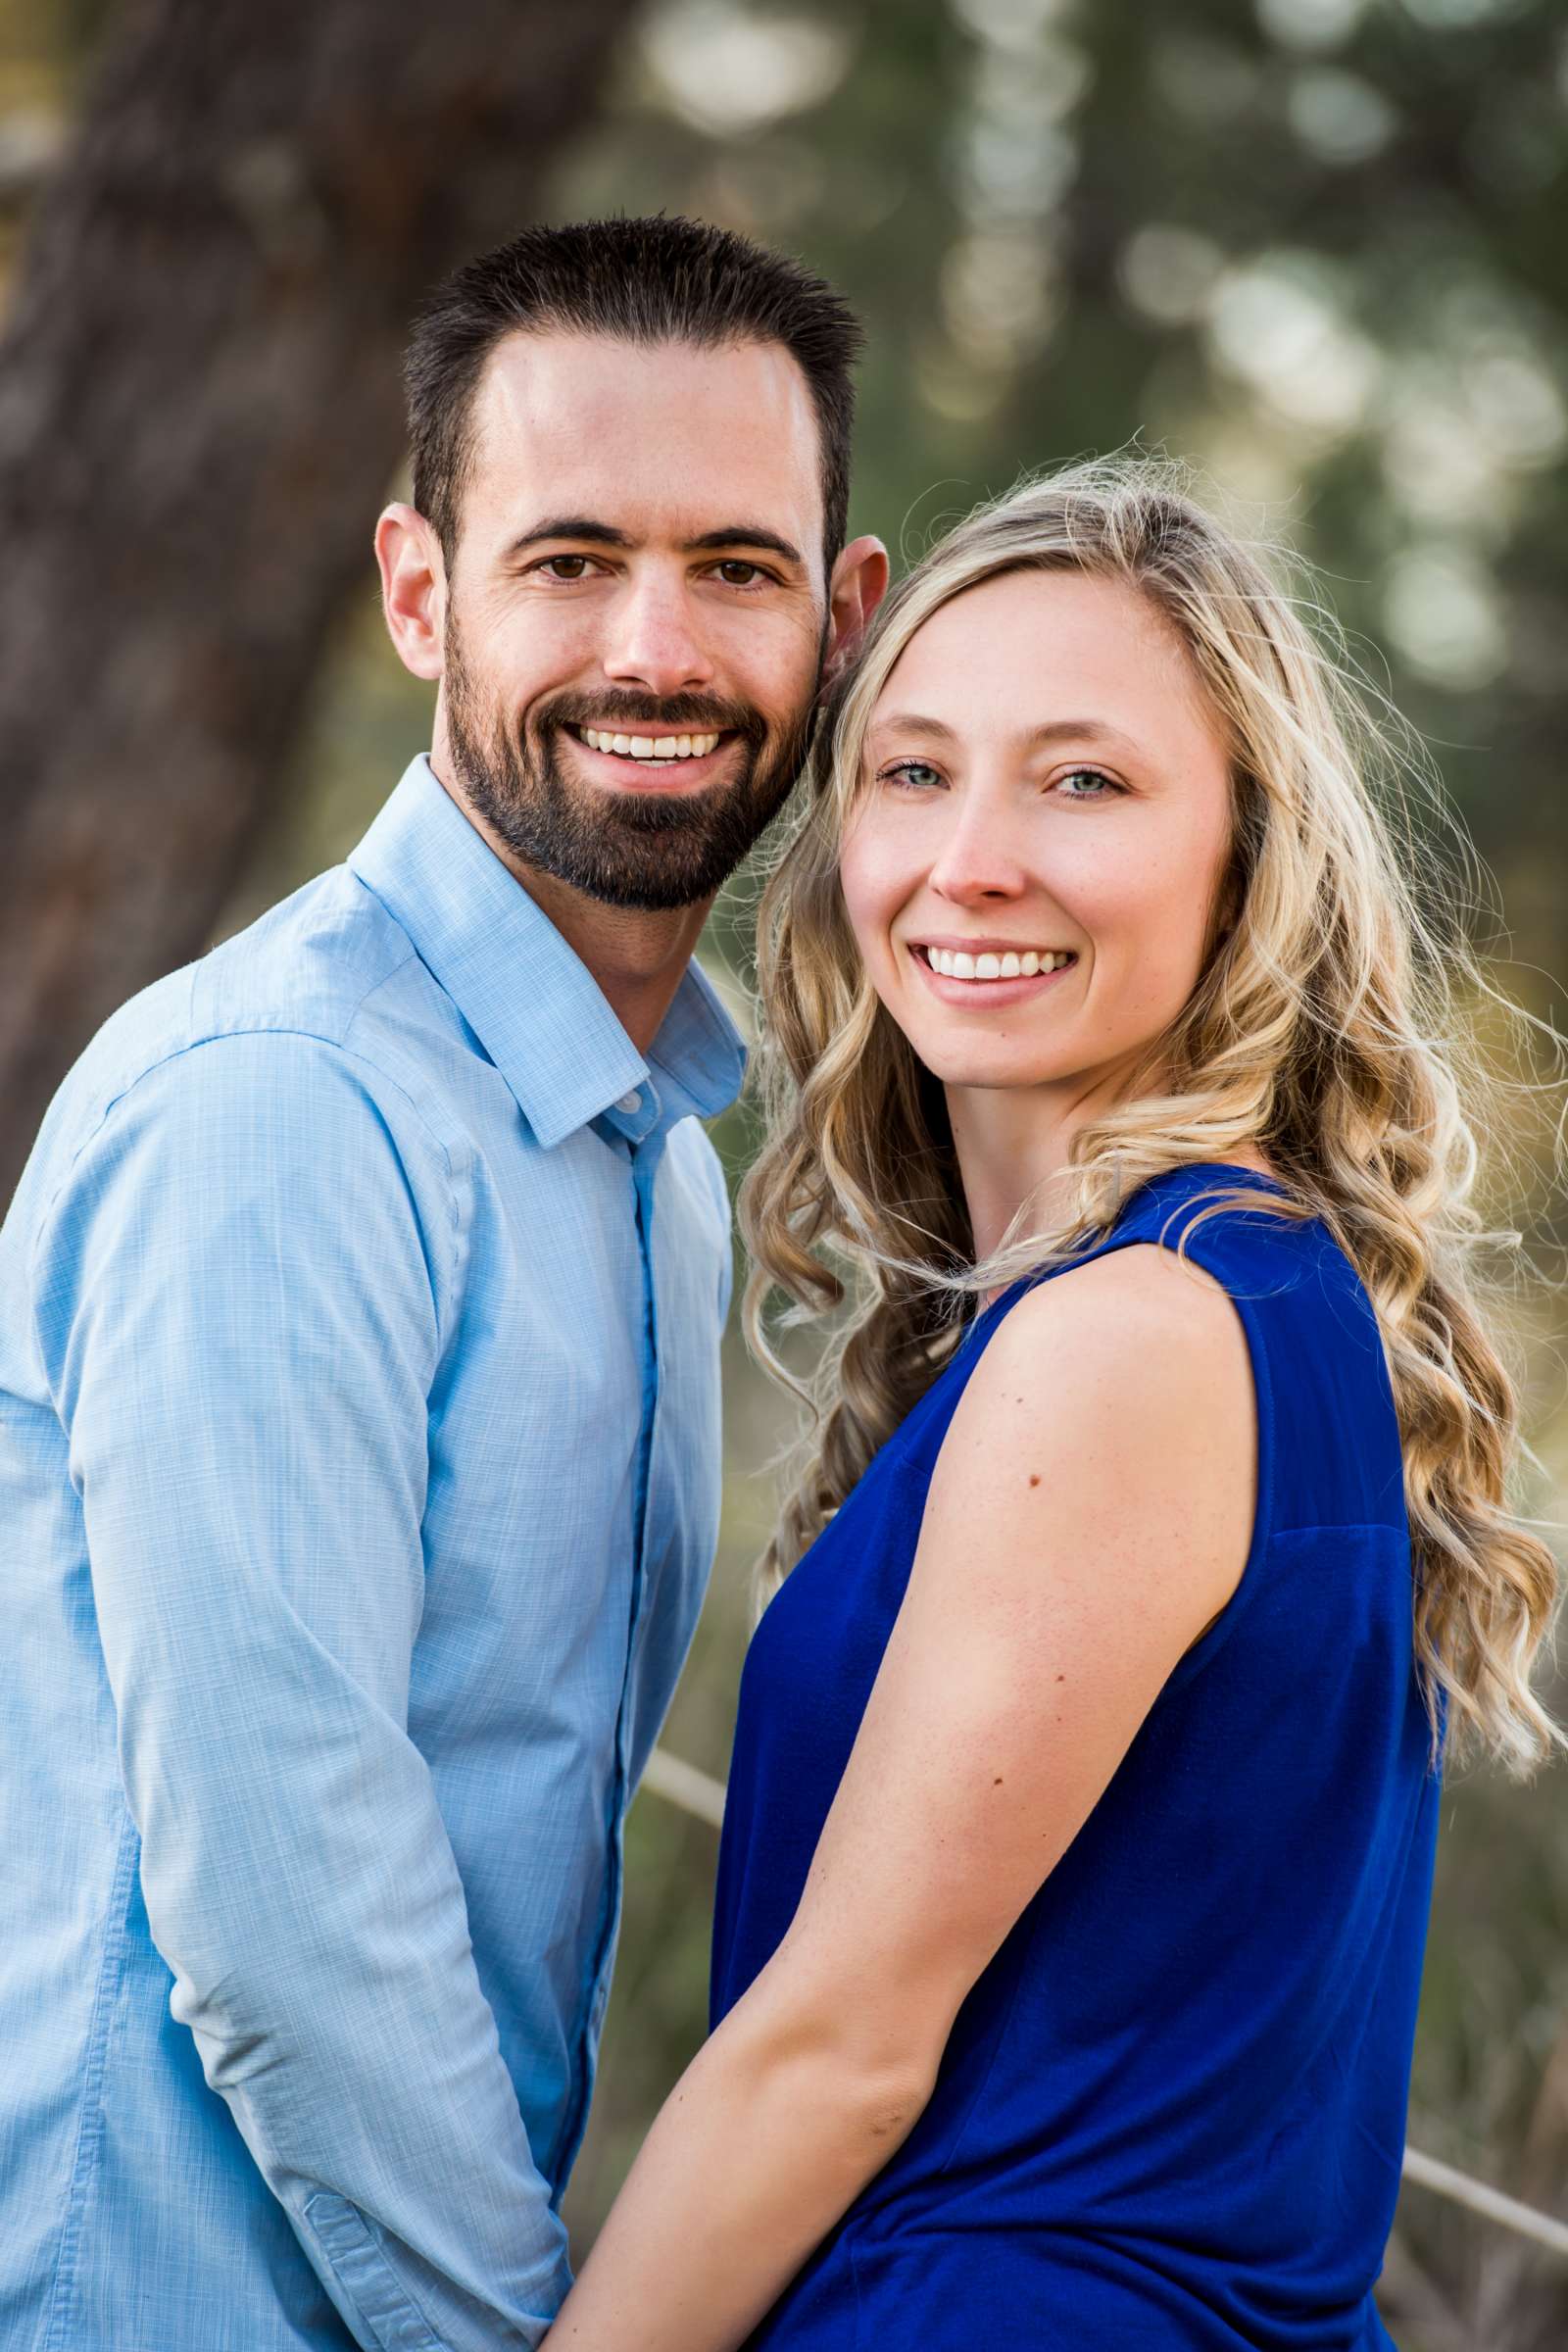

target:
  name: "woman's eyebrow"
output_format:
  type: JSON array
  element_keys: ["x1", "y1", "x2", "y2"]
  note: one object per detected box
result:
[
  {"x1": 1021, "y1": 718, "x2": 1141, "y2": 753},
  {"x1": 872, "y1": 712, "x2": 1137, "y2": 751},
  {"x1": 870, "y1": 711, "x2": 960, "y2": 742}
]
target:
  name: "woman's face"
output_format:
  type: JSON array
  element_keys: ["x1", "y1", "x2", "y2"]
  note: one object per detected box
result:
[{"x1": 839, "y1": 567, "x2": 1238, "y2": 1110}]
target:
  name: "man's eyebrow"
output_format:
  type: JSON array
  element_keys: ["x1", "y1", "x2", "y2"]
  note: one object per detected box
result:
[
  {"x1": 502, "y1": 517, "x2": 807, "y2": 568},
  {"x1": 682, "y1": 526, "x2": 806, "y2": 567},
  {"x1": 505, "y1": 516, "x2": 635, "y2": 557}
]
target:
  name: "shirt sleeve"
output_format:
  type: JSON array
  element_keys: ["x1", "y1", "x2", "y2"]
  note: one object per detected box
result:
[{"x1": 30, "y1": 1029, "x2": 571, "y2": 2351}]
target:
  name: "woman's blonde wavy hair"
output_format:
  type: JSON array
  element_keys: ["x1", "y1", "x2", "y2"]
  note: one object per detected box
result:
[{"x1": 740, "y1": 451, "x2": 1562, "y2": 1779}]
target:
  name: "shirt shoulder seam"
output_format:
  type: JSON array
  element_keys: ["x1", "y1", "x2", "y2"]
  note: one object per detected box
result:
[{"x1": 28, "y1": 1020, "x2": 465, "y2": 1352}]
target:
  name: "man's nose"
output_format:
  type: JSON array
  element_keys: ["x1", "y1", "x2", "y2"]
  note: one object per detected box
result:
[{"x1": 600, "y1": 571, "x2": 715, "y2": 699}]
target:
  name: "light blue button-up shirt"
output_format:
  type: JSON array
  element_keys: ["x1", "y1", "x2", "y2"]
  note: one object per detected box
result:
[{"x1": 0, "y1": 757, "x2": 743, "y2": 2352}]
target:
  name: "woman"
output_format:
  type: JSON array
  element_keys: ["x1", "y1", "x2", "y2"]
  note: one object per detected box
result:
[{"x1": 545, "y1": 457, "x2": 1561, "y2": 2349}]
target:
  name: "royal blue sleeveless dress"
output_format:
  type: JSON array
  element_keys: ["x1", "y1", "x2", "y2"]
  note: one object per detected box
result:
[{"x1": 710, "y1": 1163, "x2": 1439, "y2": 2349}]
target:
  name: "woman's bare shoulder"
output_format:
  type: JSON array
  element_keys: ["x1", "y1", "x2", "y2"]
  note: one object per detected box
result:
[
  {"x1": 941, "y1": 1242, "x2": 1258, "y2": 1602},
  {"x1": 978, "y1": 1237, "x2": 1250, "y2": 1383}
]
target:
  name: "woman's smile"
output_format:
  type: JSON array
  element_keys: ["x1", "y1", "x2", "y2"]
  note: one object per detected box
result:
[{"x1": 906, "y1": 939, "x2": 1080, "y2": 1007}]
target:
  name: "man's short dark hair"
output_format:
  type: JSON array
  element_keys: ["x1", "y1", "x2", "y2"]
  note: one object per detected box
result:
[{"x1": 405, "y1": 215, "x2": 863, "y2": 581}]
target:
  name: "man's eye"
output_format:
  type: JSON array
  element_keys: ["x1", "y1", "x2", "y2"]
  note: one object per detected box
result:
[
  {"x1": 534, "y1": 555, "x2": 595, "y2": 581},
  {"x1": 714, "y1": 561, "x2": 767, "y2": 586}
]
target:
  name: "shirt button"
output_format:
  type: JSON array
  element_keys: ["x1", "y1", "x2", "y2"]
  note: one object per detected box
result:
[{"x1": 615, "y1": 1091, "x2": 642, "y2": 1115}]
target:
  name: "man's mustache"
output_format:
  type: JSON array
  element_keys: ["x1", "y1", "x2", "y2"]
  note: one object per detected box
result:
[{"x1": 532, "y1": 690, "x2": 769, "y2": 747}]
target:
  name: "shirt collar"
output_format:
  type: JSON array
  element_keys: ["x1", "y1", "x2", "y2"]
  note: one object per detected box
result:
[{"x1": 348, "y1": 758, "x2": 746, "y2": 1149}]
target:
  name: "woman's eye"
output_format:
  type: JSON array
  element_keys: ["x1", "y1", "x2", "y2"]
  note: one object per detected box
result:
[
  {"x1": 880, "y1": 760, "x2": 945, "y2": 791},
  {"x1": 1055, "y1": 767, "x2": 1118, "y2": 799}
]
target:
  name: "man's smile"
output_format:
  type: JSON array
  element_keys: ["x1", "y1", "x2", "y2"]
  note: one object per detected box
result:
[
  {"x1": 561, "y1": 721, "x2": 744, "y2": 792},
  {"x1": 576, "y1": 725, "x2": 723, "y2": 763}
]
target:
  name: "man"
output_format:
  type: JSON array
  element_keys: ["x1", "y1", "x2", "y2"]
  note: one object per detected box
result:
[{"x1": 0, "y1": 216, "x2": 887, "y2": 2352}]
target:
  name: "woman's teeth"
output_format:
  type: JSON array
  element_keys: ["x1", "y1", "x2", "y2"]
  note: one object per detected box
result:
[
  {"x1": 579, "y1": 727, "x2": 721, "y2": 763},
  {"x1": 924, "y1": 947, "x2": 1075, "y2": 981}
]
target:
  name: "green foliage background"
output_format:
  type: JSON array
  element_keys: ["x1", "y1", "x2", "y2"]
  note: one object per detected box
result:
[{"x1": 4, "y1": 0, "x2": 1566, "y2": 2338}]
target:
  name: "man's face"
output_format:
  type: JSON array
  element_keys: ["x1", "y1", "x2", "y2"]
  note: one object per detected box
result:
[{"x1": 434, "y1": 331, "x2": 839, "y2": 911}]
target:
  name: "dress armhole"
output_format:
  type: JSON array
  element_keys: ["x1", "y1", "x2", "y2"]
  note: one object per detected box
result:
[
  {"x1": 1060, "y1": 1212, "x2": 1281, "y2": 1689},
  {"x1": 1146, "y1": 1221, "x2": 1280, "y2": 1688}
]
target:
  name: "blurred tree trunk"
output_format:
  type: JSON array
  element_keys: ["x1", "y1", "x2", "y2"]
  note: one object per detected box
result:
[{"x1": 0, "y1": 0, "x2": 644, "y2": 1200}]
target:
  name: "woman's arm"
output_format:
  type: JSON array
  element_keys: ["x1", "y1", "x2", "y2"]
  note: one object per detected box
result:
[{"x1": 545, "y1": 1242, "x2": 1256, "y2": 2352}]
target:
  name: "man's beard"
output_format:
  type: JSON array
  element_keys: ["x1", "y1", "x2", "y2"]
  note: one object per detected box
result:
[{"x1": 443, "y1": 619, "x2": 815, "y2": 913}]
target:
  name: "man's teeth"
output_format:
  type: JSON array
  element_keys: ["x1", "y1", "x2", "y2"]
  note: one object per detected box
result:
[
  {"x1": 924, "y1": 947, "x2": 1074, "y2": 980},
  {"x1": 580, "y1": 727, "x2": 721, "y2": 762}
]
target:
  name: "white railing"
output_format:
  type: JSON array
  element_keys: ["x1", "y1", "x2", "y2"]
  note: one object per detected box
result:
[{"x1": 639, "y1": 1747, "x2": 1568, "y2": 2261}]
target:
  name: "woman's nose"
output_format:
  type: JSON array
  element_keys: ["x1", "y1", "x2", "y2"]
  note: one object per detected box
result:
[{"x1": 926, "y1": 801, "x2": 1030, "y2": 904}]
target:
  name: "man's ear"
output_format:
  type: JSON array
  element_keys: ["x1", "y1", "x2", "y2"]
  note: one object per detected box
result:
[
  {"x1": 375, "y1": 503, "x2": 448, "y2": 682},
  {"x1": 822, "y1": 534, "x2": 890, "y2": 679}
]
